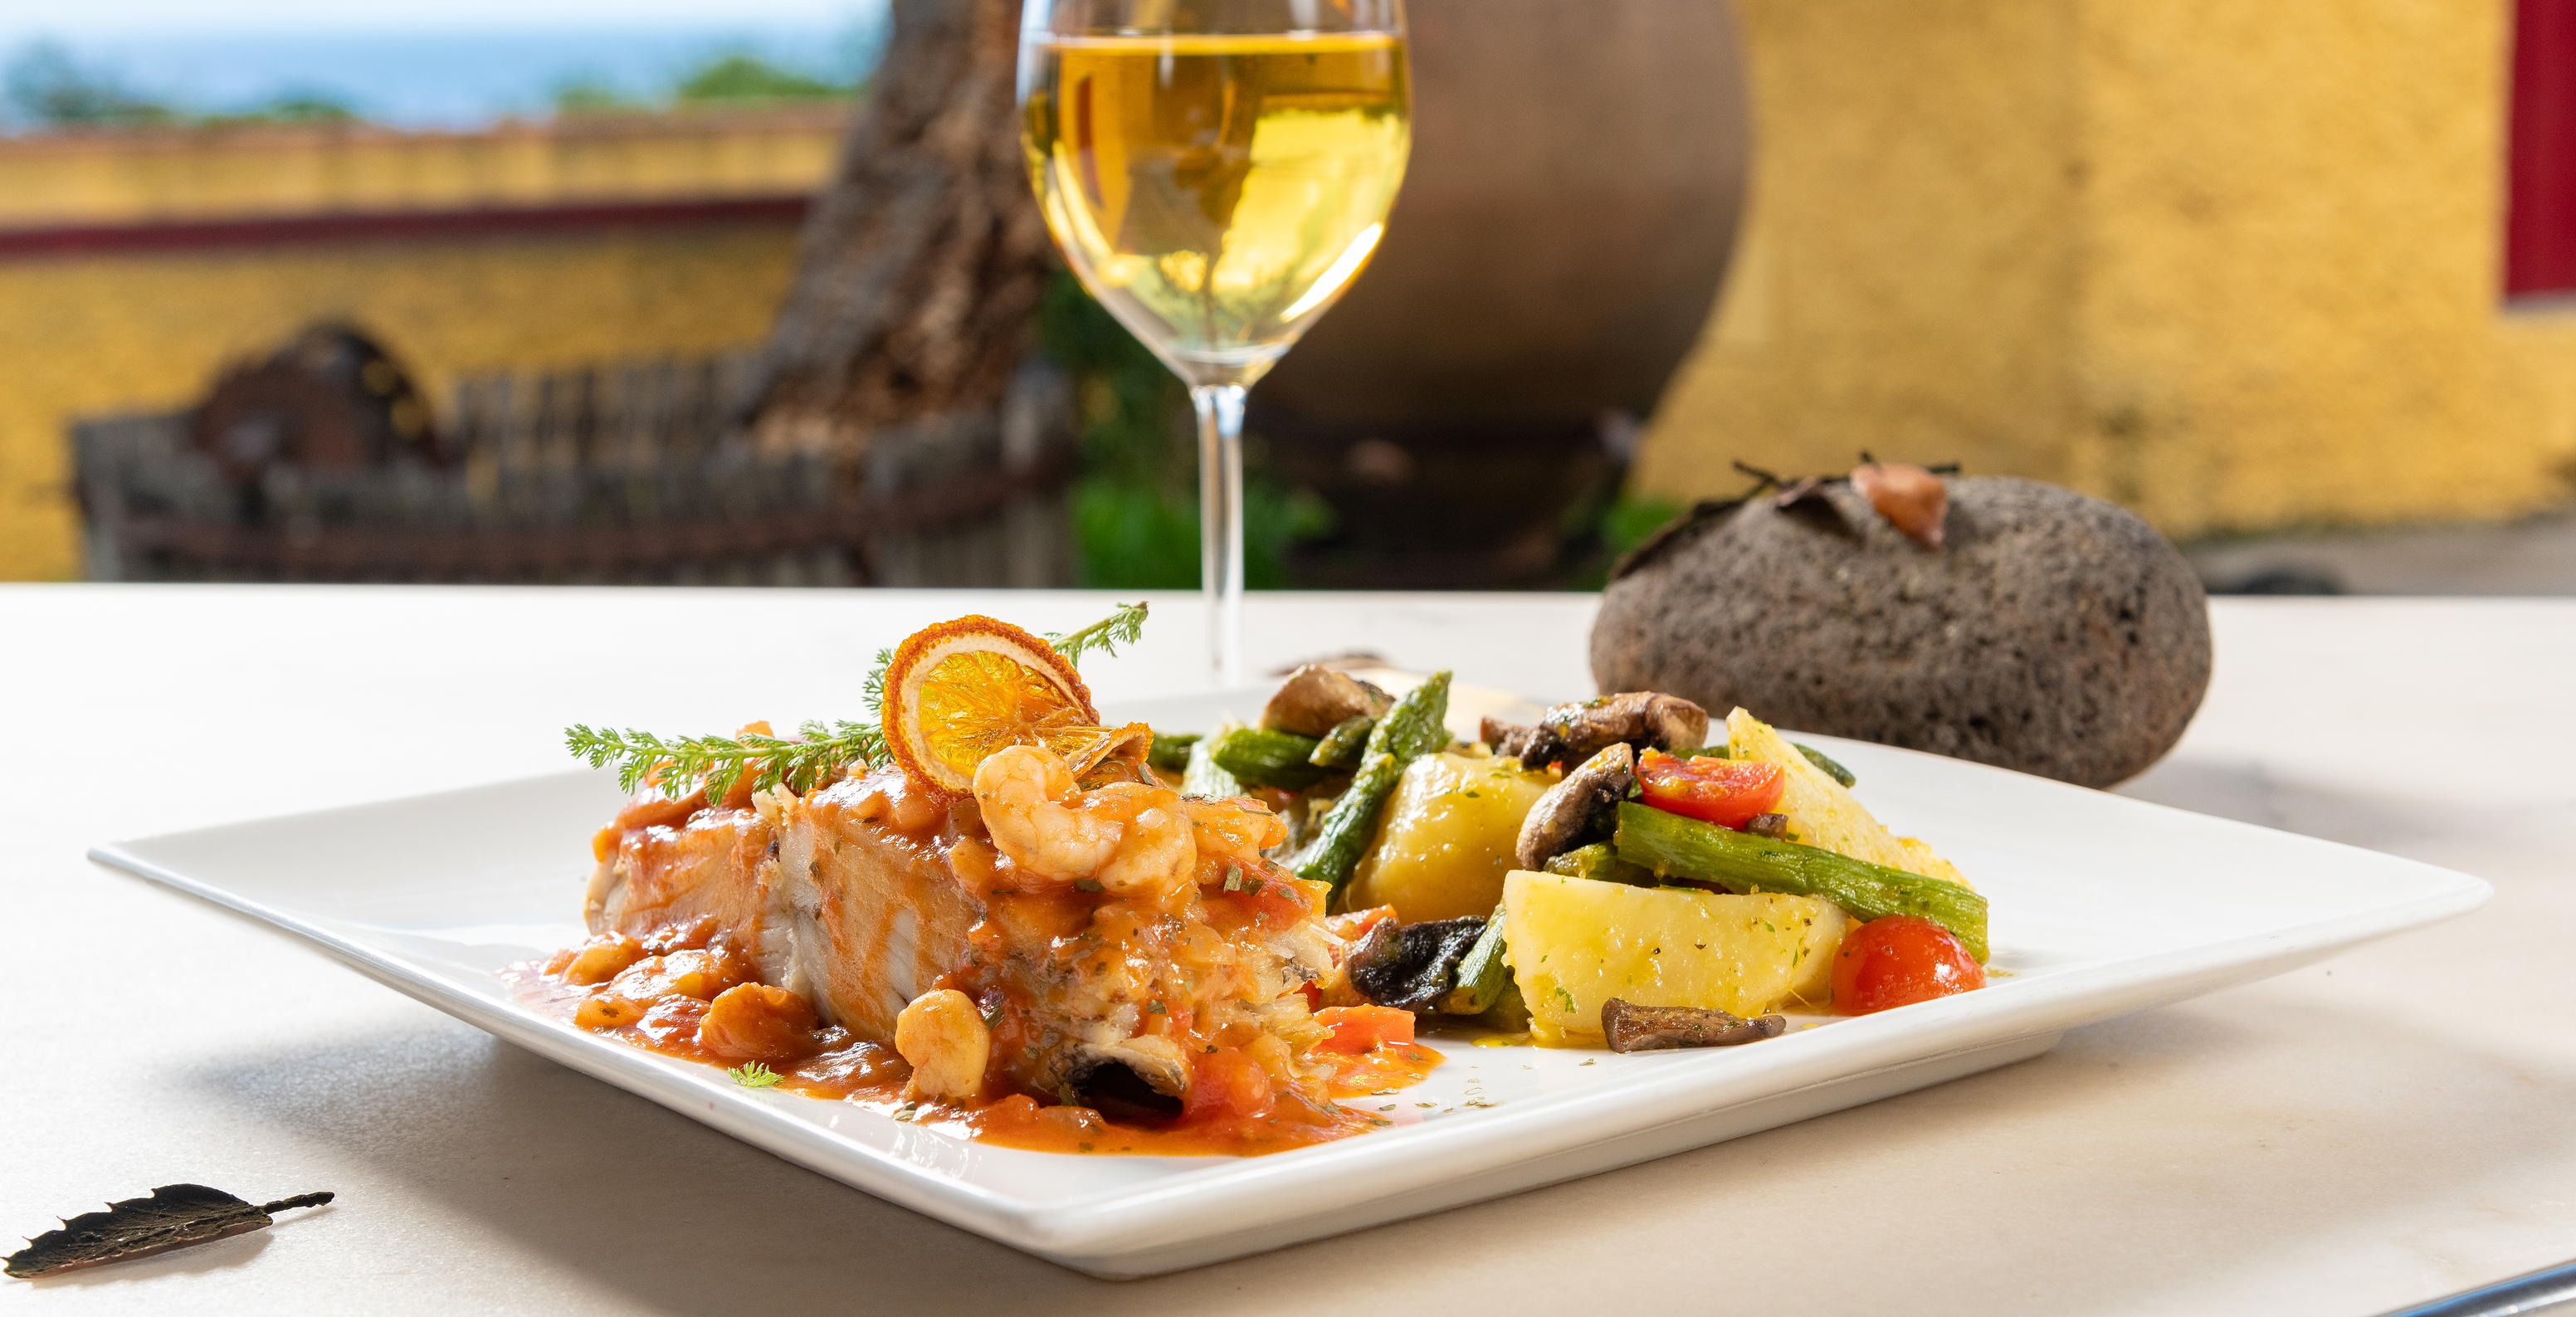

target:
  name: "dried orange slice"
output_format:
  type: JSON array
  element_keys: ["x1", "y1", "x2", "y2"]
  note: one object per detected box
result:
[{"x1": 881, "y1": 616, "x2": 1149, "y2": 794}]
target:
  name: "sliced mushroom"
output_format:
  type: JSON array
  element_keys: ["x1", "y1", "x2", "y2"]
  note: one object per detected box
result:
[
  {"x1": 1349, "y1": 916, "x2": 1489, "y2": 1012},
  {"x1": 1059, "y1": 1034, "x2": 1193, "y2": 1122},
  {"x1": 1262, "y1": 665, "x2": 1396, "y2": 738},
  {"x1": 1495, "y1": 692, "x2": 1710, "y2": 768},
  {"x1": 1480, "y1": 715, "x2": 1536, "y2": 758},
  {"x1": 1514, "y1": 742, "x2": 1636, "y2": 871},
  {"x1": 1603, "y1": 998, "x2": 1787, "y2": 1053},
  {"x1": 1540, "y1": 691, "x2": 1710, "y2": 762}
]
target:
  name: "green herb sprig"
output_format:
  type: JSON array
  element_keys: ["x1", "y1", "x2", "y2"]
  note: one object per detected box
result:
[
  {"x1": 728, "y1": 1062, "x2": 783, "y2": 1088},
  {"x1": 566, "y1": 719, "x2": 883, "y2": 802},
  {"x1": 1047, "y1": 601, "x2": 1148, "y2": 669},
  {"x1": 567, "y1": 602, "x2": 1149, "y2": 802}
]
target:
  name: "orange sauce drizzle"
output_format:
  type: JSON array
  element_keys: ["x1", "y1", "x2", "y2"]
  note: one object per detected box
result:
[{"x1": 505, "y1": 943, "x2": 1441, "y2": 1158}]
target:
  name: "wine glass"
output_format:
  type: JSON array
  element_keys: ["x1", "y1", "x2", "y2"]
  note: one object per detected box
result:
[{"x1": 1018, "y1": 0, "x2": 1412, "y2": 685}]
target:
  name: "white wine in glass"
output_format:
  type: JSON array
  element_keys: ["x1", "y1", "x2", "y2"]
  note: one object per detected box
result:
[{"x1": 1020, "y1": 1, "x2": 1411, "y2": 685}]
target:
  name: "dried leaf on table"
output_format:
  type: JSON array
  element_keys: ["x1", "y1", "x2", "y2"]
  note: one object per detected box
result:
[{"x1": 6, "y1": 1183, "x2": 333, "y2": 1280}]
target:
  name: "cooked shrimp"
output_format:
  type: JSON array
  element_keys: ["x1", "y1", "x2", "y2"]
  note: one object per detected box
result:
[
  {"x1": 1095, "y1": 799, "x2": 1194, "y2": 900},
  {"x1": 976, "y1": 745, "x2": 1201, "y2": 901},
  {"x1": 1178, "y1": 795, "x2": 1288, "y2": 861},
  {"x1": 976, "y1": 744, "x2": 1120, "y2": 880}
]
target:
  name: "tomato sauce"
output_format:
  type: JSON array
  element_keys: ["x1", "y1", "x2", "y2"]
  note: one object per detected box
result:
[{"x1": 506, "y1": 926, "x2": 1440, "y2": 1158}]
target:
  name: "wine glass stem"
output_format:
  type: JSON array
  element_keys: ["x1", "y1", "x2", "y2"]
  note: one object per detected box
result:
[{"x1": 1192, "y1": 383, "x2": 1247, "y2": 688}]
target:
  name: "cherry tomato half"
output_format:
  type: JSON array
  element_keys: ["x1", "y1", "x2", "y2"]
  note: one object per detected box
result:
[
  {"x1": 1312, "y1": 1004, "x2": 1416, "y2": 1054},
  {"x1": 1831, "y1": 915, "x2": 1985, "y2": 1015},
  {"x1": 1636, "y1": 749, "x2": 1786, "y2": 829},
  {"x1": 1183, "y1": 1046, "x2": 1276, "y2": 1123}
]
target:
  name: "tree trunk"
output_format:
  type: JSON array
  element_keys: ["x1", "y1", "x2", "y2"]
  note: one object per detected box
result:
[{"x1": 749, "y1": 0, "x2": 1054, "y2": 456}]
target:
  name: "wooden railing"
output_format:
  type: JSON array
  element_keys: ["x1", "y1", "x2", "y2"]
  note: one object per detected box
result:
[{"x1": 71, "y1": 356, "x2": 1077, "y2": 587}]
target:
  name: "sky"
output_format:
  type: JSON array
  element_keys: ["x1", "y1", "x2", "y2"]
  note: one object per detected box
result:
[
  {"x1": 0, "y1": 1, "x2": 867, "y2": 42},
  {"x1": 2, "y1": 1, "x2": 888, "y2": 127}
]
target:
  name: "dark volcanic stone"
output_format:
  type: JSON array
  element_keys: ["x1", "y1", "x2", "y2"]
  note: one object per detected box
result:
[{"x1": 1591, "y1": 476, "x2": 2211, "y2": 788}]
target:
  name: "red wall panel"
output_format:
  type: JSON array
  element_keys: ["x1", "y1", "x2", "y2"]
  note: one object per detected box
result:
[{"x1": 2509, "y1": 0, "x2": 2576, "y2": 295}]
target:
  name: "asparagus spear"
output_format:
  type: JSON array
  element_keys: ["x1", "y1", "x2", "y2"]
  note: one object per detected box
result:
[
  {"x1": 1293, "y1": 671, "x2": 1453, "y2": 898},
  {"x1": 1686, "y1": 739, "x2": 1853, "y2": 788},
  {"x1": 1365, "y1": 670, "x2": 1453, "y2": 763},
  {"x1": 1149, "y1": 733, "x2": 1202, "y2": 772},
  {"x1": 1795, "y1": 743, "x2": 1858, "y2": 788},
  {"x1": 1440, "y1": 914, "x2": 1512, "y2": 1015},
  {"x1": 1206, "y1": 725, "x2": 1331, "y2": 791},
  {"x1": 1542, "y1": 841, "x2": 1656, "y2": 886},
  {"x1": 1308, "y1": 715, "x2": 1376, "y2": 769},
  {"x1": 1182, "y1": 734, "x2": 1247, "y2": 798},
  {"x1": 1612, "y1": 801, "x2": 1989, "y2": 962},
  {"x1": 1293, "y1": 751, "x2": 1397, "y2": 895}
]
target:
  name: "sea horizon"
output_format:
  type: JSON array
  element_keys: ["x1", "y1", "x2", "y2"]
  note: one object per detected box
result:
[{"x1": 3, "y1": 21, "x2": 884, "y2": 129}]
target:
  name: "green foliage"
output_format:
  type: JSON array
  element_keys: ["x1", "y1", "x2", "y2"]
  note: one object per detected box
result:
[
  {"x1": 4, "y1": 42, "x2": 177, "y2": 129},
  {"x1": 549, "y1": 49, "x2": 854, "y2": 120},
  {"x1": 1602, "y1": 496, "x2": 1686, "y2": 557},
  {"x1": 1037, "y1": 271, "x2": 1334, "y2": 590},
  {"x1": 675, "y1": 53, "x2": 847, "y2": 105},
  {"x1": 552, "y1": 77, "x2": 646, "y2": 115},
  {"x1": 1559, "y1": 495, "x2": 1686, "y2": 591},
  {"x1": 1070, "y1": 479, "x2": 1331, "y2": 590},
  {"x1": 197, "y1": 94, "x2": 359, "y2": 129},
  {"x1": 3, "y1": 41, "x2": 362, "y2": 131},
  {"x1": 1071, "y1": 481, "x2": 1200, "y2": 589},
  {"x1": 3, "y1": 35, "x2": 858, "y2": 135}
]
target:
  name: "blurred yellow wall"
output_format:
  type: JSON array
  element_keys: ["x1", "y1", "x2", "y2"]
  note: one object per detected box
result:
[
  {"x1": 0, "y1": 109, "x2": 844, "y2": 225},
  {"x1": 0, "y1": 110, "x2": 844, "y2": 580},
  {"x1": 1639, "y1": 0, "x2": 2576, "y2": 538}
]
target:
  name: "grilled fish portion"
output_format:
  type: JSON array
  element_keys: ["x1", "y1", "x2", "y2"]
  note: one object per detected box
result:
[
  {"x1": 585, "y1": 756, "x2": 1346, "y2": 1114},
  {"x1": 584, "y1": 802, "x2": 776, "y2": 954}
]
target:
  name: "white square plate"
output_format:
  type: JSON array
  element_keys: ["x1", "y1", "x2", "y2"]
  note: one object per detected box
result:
[{"x1": 89, "y1": 689, "x2": 2490, "y2": 1277}]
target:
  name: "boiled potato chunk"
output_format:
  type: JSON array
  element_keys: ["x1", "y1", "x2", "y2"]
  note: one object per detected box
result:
[
  {"x1": 1727, "y1": 709, "x2": 1966, "y2": 886},
  {"x1": 1501, "y1": 870, "x2": 1847, "y2": 1047},
  {"x1": 1897, "y1": 836, "x2": 1971, "y2": 888},
  {"x1": 1343, "y1": 752, "x2": 1555, "y2": 921}
]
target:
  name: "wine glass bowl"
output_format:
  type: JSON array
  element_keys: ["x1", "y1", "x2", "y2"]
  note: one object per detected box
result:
[{"x1": 1019, "y1": 0, "x2": 1411, "y2": 681}]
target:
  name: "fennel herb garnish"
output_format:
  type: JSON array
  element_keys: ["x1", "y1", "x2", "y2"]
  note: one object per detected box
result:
[
  {"x1": 1046, "y1": 601, "x2": 1149, "y2": 668},
  {"x1": 565, "y1": 719, "x2": 884, "y2": 802},
  {"x1": 565, "y1": 602, "x2": 1149, "y2": 802},
  {"x1": 728, "y1": 1062, "x2": 783, "y2": 1089}
]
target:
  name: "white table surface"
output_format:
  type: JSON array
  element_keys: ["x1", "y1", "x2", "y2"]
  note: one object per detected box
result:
[{"x1": 4, "y1": 587, "x2": 2569, "y2": 1315}]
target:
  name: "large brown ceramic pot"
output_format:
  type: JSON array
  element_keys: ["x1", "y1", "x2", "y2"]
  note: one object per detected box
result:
[{"x1": 1250, "y1": 0, "x2": 1749, "y2": 586}]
